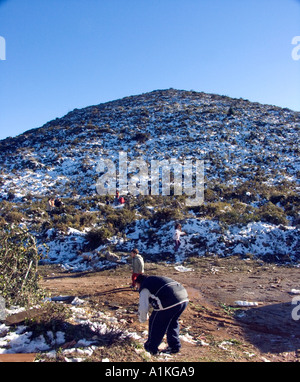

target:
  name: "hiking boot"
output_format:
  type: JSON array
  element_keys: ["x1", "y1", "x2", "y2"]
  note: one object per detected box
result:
[
  {"x1": 144, "y1": 344, "x2": 158, "y2": 356},
  {"x1": 161, "y1": 346, "x2": 180, "y2": 354}
]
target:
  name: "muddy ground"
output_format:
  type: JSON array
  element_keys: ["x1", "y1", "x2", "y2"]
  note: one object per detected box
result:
[{"x1": 39, "y1": 255, "x2": 300, "y2": 362}]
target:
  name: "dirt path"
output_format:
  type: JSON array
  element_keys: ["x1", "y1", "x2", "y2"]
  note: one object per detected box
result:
[{"x1": 40, "y1": 256, "x2": 300, "y2": 362}]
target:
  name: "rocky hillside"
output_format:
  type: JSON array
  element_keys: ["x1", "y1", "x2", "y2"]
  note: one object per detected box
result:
[
  {"x1": 0, "y1": 89, "x2": 299, "y2": 270},
  {"x1": 0, "y1": 88, "x2": 299, "y2": 197}
]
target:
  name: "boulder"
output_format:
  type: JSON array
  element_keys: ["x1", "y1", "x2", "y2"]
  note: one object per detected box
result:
[{"x1": 105, "y1": 251, "x2": 120, "y2": 263}]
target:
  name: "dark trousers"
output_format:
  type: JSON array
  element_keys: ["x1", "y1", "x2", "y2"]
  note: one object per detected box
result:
[
  {"x1": 144, "y1": 301, "x2": 188, "y2": 355},
  {"x1": 174, "y1": 240, "x2": 181, "y2": 251}
]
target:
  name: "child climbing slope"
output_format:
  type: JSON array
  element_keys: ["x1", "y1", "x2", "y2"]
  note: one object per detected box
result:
[{"x1": 173, "y1": 223, "x2": 186, "y2": 251}]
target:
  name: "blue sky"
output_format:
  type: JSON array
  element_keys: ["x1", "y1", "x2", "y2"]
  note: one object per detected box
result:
[{"x1": 0, "y1": 0, "x2": 299, "y2": 140}]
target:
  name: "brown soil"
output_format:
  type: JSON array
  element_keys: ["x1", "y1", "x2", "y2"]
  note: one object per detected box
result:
[{"x1": 39, "y1": 256, "x2": 300, "y2": 362}]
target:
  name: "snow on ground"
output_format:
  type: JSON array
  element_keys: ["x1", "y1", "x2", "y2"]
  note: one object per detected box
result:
[
  {"x1": 0, "y1": 296, "x2": 206, "y2": 361},
  {"x1": 1, "y1": 217, "x2": 299, "y2": 359},
  {"x1": 38, "y1": 218, "x2": 299, "y2": 272},
  {"x1": 0, "y1": 302, "x2": 141, "y2": 361},
  {"x1": 0, "y1": 299, "x2": 199, "y2": 361}
]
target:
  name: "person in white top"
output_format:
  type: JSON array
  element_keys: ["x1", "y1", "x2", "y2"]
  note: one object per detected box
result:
[{"x1": 173, "y1": 223, "x2": 186, "y2": 251}]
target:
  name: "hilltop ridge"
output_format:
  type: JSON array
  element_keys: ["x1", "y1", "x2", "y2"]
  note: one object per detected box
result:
[{"x1": 0, "y1": 88, "x2": 299, "y2": 199}]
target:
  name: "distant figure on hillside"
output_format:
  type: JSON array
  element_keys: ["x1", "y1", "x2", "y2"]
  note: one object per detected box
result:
[
  {"x1": 130, "y1": 248, "x2": 144, "y2": 289},
  {"x1": 54, "y1": 196, "x2": 65, "y2": 213},
  {"x1": 46, "y1": 197, "x2": 55, "y2": 216},
  {"x1": 54, "y1": 197, "x2": 63, "y2": 208},
  {"x1": 114, "y1": 190, "x2": 120, "y2": 205},
  {"x1": 173, "y1": 223, "x2": 186, "y2": 251},
  {"x1": 114, "y1": 190, "x2": 125, "y2": 205}
]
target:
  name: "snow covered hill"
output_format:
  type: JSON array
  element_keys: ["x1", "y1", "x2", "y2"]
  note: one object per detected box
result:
[
  {"x1": 0, "y1": 88, "x2": 299, "y2": 269},
  {"x1": 0, "y1": 88, "x2": 299, "y2": 198}
]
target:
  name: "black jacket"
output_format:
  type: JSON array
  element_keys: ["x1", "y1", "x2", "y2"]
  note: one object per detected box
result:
[{"x1": 139, "y1": 276, "x2": 188, "y2": 311}]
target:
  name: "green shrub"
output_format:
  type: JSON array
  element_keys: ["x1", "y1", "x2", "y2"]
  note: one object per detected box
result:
[
  {"x1": 25, "y1": 302, "x2": 72, "y2": 339},
  {"x1": 150, "y1": 207, "x2": 183, "y2": 226},
  {"x1": 257, "y1": 202, "x2": 288, "y2": 225},
  {"x1": 3, "y1": 210, "x2": 24, "y2": 224},
  {"x1": 79, "y1": 212, "x2": 97, "y2": 228},
  {"x1": 85, "y1": 227, "x2": 113, "y2": 250},
  {"x1": 106, "y1": 208, "x2": 136, "y2": 231},
  {"x1": 204, "y1": 188, "x2": 219, "y2": 202},
  {"x1": 0, "y1": 216, "x2": 6, "y2": 228},
  {"x1": 0, "y1": 227, "x2": 45, "y2": 307}
]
